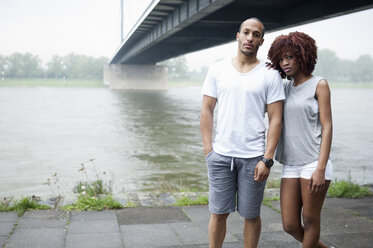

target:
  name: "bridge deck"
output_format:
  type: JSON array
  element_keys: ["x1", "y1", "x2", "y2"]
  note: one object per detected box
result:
[{"x1": 110, "y1": 0, "x2": 373, "y2": 64}]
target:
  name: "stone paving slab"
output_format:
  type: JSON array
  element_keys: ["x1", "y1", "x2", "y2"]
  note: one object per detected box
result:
[
  {"x1": 120, "y1": 223, "x2": 182, "y2": 247},
  {"x1": 182, "y1": 205, "x2": 210, "y2": 227},
  {"x1": 0, "y1": 212, "x2": 18, "y2": 222},
  {"x1": 170, "y1": 222, "x2": 209, "y2": 245},
  {"x1": 6, "y1": 228, "x2": 66, "y2": 248},
  {"x1": 322, "y1": 232, "x2": 373, "y2": 248},
  {"x1": 257, "y1": 231, "x2": 300, "y2": 248},
  {"x1": 65, "y1": 232, "x2": 123, "y2": 248},
  {"x1": 70, "y1": 210, "x2": 117, "y2": 222},
  {"x1": 166, "y1": 243, "x2": 243, "y2": 248},
  {"x1": 181, "y1": 205, "x2": 238, "y2": 243},
  {"x1": 68, "y1": 220, "x2": 120, "y2": 234},
  {"x1": 1, "y1": 195, "x2": 373, "y2": 248},
  {"x1": 0, "y1": 222, "x2": 14, "y2": 236},
  {"x1": 321, "y1": 207, "x2": 373, "y2": 235},
  {"x1": 17, "y1": 218, "x2": 67, "y2": 228},
  {"x1": 0, "y1": 236, "x2": 8, "y2": 248},
  {"x1": 117, "y1": 206, "x2": 190, "y2": 225},
  {"x1": 22, "y1": 209, "x2": 69, "y2": 220}
]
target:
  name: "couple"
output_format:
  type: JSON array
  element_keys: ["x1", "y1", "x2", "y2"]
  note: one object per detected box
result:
[{"x1": 200, "y1": 18, "x2": 333, "y2": 248}]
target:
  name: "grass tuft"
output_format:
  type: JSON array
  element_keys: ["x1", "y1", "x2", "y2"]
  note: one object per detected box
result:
[
  {"x1": 262, "y1": 196, "x2": 280, "y2": 213},
  {"x1": 174, "y1": 195, "x2": 208, "y2": 206},
  {"x1": 62, "y1": 195, "x2": 123, "y2": 211},
  {"x1": 266, "y1": 179, "x2": 281, "y2": 189},
  {"x1": 0, "y1": 197, "x2": 51, "y2": 216},
  {"x1": 327, "y1": 180, "x2": 372, "y2": 198},
  {"x1": 74, "y1": 180, "x2": 109, "y2": 197}
]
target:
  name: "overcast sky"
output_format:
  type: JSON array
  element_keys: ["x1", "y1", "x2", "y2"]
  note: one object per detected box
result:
[{"x1": 1, "y1": 0, "x2": 372, "y2": 70}]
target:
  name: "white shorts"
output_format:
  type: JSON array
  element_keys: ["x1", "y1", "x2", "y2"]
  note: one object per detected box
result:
[{"x1": 281, "y1": 160, "x2": 333, "y2": 180}]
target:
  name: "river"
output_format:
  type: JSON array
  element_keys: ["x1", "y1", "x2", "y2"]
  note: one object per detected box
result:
[{"x1": 0, "y1": 86, "x2": 372, "y2": 197}]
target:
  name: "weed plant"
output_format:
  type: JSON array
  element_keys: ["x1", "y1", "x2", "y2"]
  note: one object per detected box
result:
[
  {"x1": 266, "y1": 179, "x2": 281, "y2": 189},
  {"x1": 0, "y1": 197, "x2": 50, "y2": 216},
  {"x1": 328, "y1": 180, "x2": 371, "y2": 198},
  {"x1": 73, "y1": 159, "x2": 113, "y2": 198},
  {"x1": 174, "y1": 195, "x2": 208, "y2": 206},
  {"x1": 62, "y1": 159, "x2": 123, "y2": 211},
  {"x1": 62, "y1": 195, "x2": 123, "y2": 211}
]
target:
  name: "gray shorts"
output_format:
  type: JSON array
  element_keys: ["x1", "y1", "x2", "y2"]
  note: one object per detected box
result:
[{"x1": 206, "y1": 150, "x2": 266, "y2": 219}]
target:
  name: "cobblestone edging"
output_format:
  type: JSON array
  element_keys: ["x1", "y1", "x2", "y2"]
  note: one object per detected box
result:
[{"x1": 36, "y1": 188, "x2": 281, "y2": 209}]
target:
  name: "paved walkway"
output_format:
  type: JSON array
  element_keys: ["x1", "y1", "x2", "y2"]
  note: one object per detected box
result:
[{"x1": 0, "y1": 196, "x2": 372, "y2": 248}]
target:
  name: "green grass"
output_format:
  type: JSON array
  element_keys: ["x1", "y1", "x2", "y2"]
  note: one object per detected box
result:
[
  {"x1": 74, "y1": 180, "x2": 110, "y2": 197},
  {"x1": 61, "y1": 195, "x2": 123, "y2": 211},
  {"x1": 125, "y1": 201, "x2": 137, "y2": 208},
  {"x1": 0, "y1": 197, "x2": 51, "y2": 216},
  {"x1": 262, "y1": 196, "x2": 280, "y2": 213},
  {"x1": 174, "y1": 195, "x2": 209, "y2": 206},
  {"x1": 327, "y1": 180, "x2": 372, "y2": 198},
  {"x1": 266, "y1": 179, "x2": 281, "y2": 189},
  {"x1": 0, "y1": 78, "x2": 106, "y2": 87}
]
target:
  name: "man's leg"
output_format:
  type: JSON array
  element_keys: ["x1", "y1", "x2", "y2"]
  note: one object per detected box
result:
[
  {"x1": 236, "y1": 156, "x2": 266, "y2": 248},
  {"x1": 244, "y1": 216, "x2": 261, "y2": 248},
  {"x1": 209, "y1": 213, "x2": 230, "y2": 248},
  {"x1": 206, "y1": 151, "x2": 237, "y2": 248}
]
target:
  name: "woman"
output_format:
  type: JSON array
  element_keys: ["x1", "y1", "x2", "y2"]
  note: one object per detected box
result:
[{"x1": 267, "y1": 32, "x2": 333, "y2": 248}]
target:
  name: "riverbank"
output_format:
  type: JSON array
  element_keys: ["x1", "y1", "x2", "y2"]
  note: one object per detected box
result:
[
  {"x1": 1, "y1": 192, "x2": 372, "y2": 248},
  {"x1": 1, "y1": 78, "x2": 373, "y2": 88},
  {"x1": 0, "y1": 78, "x2": 105, "y2": 87}
]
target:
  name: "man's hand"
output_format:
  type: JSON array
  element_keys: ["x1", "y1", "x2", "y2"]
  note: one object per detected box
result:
[
  {"x1": 204, "y1": 147, "x2": 213, "y2": 156},
  {"x1": 265, "y1": 62, "x2": 286, "y2": 78},
  {"x1": 254, "y1": 161, "x2": 270, "y2": 182}
]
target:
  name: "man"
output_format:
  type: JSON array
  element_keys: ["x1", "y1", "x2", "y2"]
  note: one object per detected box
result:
[{"x1": 200, "y1": 18, "x2": 284, "y2": 248}]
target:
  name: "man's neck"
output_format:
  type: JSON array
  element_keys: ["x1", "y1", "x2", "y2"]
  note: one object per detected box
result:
[{"x1": 232, "y1": 52, "x2": 260, "y2": 73}]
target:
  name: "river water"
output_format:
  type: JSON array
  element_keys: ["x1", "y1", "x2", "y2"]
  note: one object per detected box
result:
[{"x1": 0, "y1": 86, "x2": 372, "y2": 197}]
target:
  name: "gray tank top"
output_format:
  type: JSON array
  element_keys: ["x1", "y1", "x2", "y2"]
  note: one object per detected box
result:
[{"x1": 275, "y1": 76, "x2": 323, "y2": 165}]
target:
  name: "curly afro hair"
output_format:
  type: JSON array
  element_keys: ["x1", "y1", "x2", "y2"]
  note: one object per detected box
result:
[{"x1": 267, "y1": 32, "x2": 317, "y2": 79}]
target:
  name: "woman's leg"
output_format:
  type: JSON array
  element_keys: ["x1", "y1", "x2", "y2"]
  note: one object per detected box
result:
[
  {"x1": 300, "y1": 178, "x2": 331, "y2": 248},
  {"x1": 280, "y1": 178, "x2": 304, "y2": 241}
]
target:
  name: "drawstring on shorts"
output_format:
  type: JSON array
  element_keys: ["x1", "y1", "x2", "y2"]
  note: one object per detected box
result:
[{"x1": 231, "y1": 157, "x2": 235, "y2": 171}]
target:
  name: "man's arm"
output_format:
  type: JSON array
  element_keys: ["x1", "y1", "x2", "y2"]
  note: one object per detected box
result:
[
  {"x1": 200, "y1": 95, "x2": 217, "y2": 155},
  {"x1": 254, "y1": 100, "x2": 283, "y2": 182}
]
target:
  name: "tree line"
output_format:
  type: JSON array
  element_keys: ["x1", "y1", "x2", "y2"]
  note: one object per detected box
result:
[
  {"x1": 161, "y1": 49, "x2": 373, "y2": 83},
  {"x1": 1, "y1": 49, "x2": 372, "y2": 83},
  {"x1": 314, "y1": 49, "x2": 373, "y2": 83},
  {"x1": 0, "y1": 53, "x2": 108, "y2": 80}
]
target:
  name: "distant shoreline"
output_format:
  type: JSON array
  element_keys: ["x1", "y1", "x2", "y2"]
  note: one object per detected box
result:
[{"x1": 1, "y1": 78, "x2": 373, "y2": 89}]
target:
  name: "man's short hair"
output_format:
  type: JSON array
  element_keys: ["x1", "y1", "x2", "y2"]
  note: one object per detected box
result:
[{"x1": 239, "y1": 17, "x2": 265, "y2": 37}]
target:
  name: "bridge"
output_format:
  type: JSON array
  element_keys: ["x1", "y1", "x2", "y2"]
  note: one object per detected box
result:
[{"x1": 104, "y1": 0, "x2": 373, "y2": 89}]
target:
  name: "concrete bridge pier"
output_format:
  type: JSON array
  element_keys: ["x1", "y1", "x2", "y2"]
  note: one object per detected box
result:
[{"x1": 104, "y1": 64, "x2": 168, "y2": 90}]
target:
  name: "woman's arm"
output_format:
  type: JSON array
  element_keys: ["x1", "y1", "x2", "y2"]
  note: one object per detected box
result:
[{"x1": 309, "y1": 79, "x2": 333, "y2": 194}]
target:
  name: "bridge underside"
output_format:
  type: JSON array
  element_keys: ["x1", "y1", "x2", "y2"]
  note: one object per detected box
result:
[{"x1": 110, "y1": 0, "x2": 373, "y2": 65}]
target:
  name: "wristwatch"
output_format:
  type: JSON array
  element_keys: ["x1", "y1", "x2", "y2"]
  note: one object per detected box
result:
[{"x1": 261, "y1": 157, "x2": 274, "y2": 168}]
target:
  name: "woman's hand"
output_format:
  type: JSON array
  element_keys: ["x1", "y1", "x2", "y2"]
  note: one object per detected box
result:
[{"x1": 308, "y1": 169, "x2": 326, "y2": 195}]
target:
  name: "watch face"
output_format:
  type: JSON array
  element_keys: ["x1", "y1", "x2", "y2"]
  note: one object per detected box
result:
[
  {"x1": 268, "y1": 159, "x2": 274, "y2": 167},
  {"x1": 262, "y1": 158, "x2": 273, "y2": 167}
]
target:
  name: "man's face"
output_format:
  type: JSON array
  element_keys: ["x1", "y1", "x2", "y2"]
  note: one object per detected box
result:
[{"x1": 236, "y1": 19, "x2": 264, "y2": 56}]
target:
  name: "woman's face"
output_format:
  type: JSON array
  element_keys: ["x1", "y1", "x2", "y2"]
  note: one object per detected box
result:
[{"x1": 279, "y1": 52, "x2": 300, "y2": 77}]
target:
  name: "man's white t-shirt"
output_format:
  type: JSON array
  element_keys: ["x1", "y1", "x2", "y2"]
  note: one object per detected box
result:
[{"x1": 201, "y1": 58, "x2": 285, "y2": 158}]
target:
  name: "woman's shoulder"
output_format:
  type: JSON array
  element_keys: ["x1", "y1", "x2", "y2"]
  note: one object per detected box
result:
[{"x1": 314, "y1": 77, "x2": 331, "y2": 98}]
